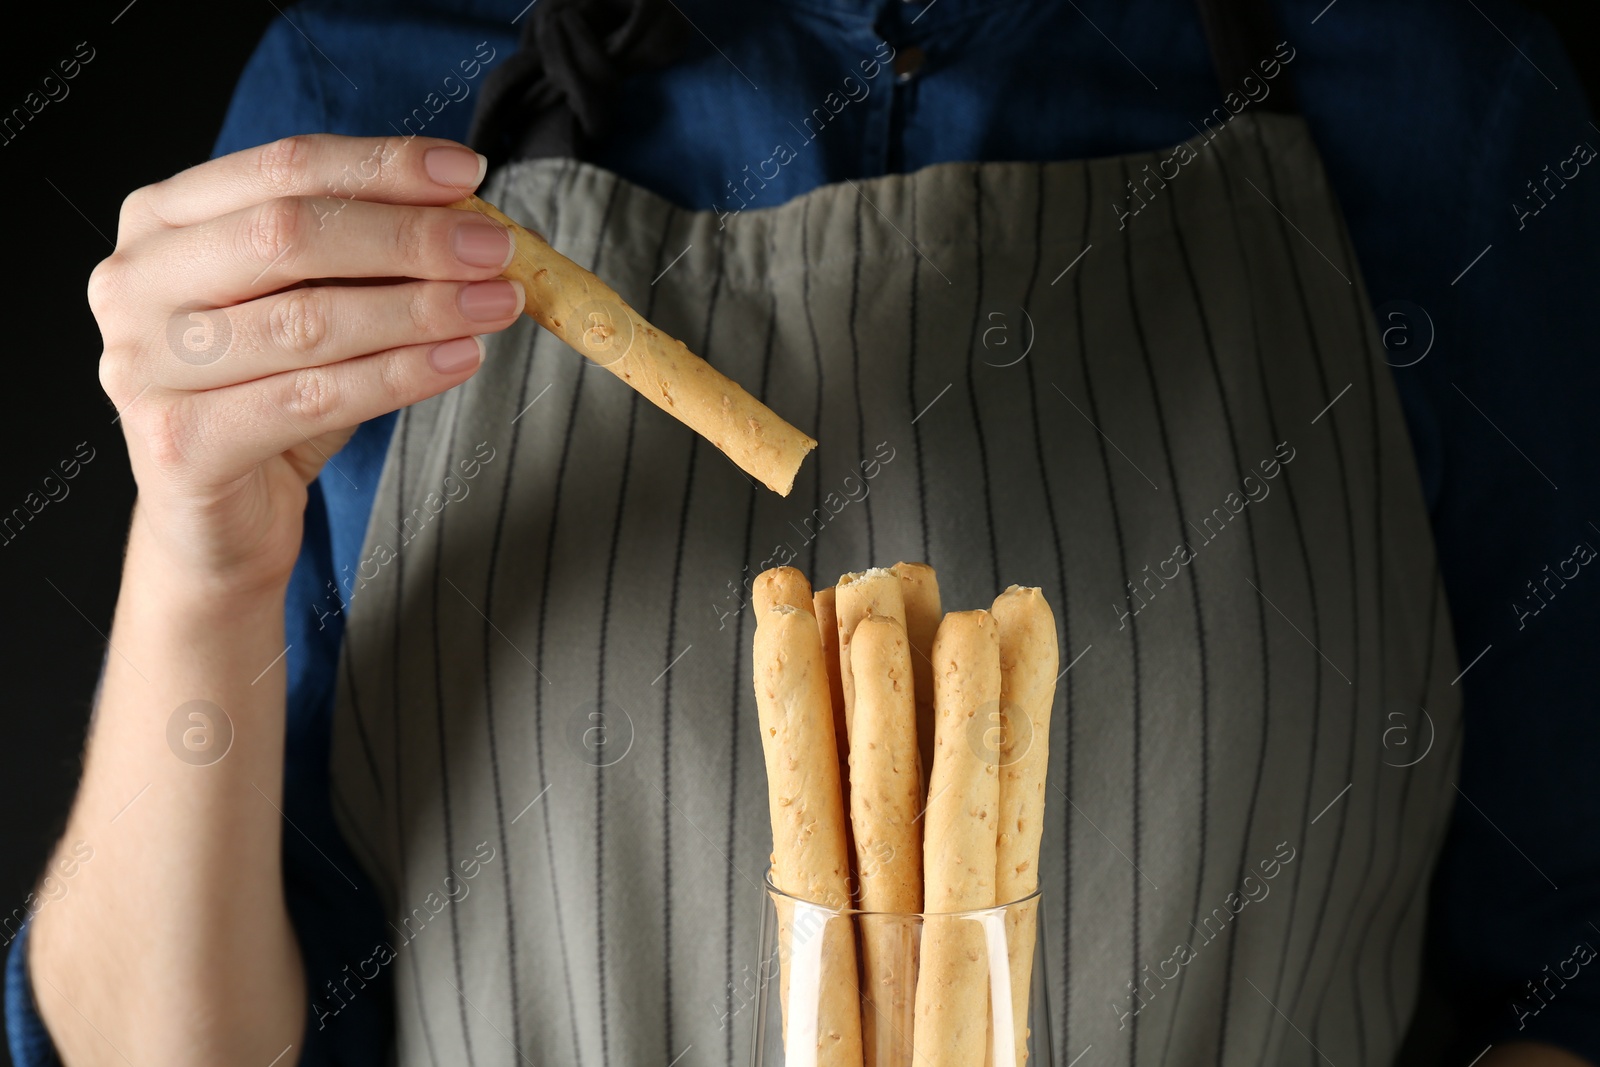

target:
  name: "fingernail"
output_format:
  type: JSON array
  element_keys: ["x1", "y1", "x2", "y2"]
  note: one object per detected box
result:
[
  {"x1": 429, "y1": 336, "x2": 484, "y2": 374},
  {"x1": 458, "y1": 279, "x2": 524, "y2": 322},
  {"x1": 452, "y1": 222, "x2": 515, "y2": 268},
  {"x1": 425, "y1": 146, "x2": 488, "y2": 190}
]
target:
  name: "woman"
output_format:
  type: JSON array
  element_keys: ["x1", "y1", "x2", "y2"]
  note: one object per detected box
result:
[{"x1": 11, "y1": 0, "x2": 1599, "y2": 1064}]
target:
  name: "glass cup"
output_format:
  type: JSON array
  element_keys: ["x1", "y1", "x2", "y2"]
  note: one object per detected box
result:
[{"x1": 750, "y1": 872, "x2": 1052, "y2": 1067}]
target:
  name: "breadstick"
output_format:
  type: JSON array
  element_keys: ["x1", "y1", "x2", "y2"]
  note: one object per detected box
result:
[
  {"x1": 991, "y1": 587, "x2": 1058, "y2": 1066},
  {"x1": 889, "y1": 562, "x2": 941, "y2": 793},
  {"x1": 912, "y1": 610, "x2": 1001, "y2": 1067},
  {"x1": 753, "y1": 605, "x2": 864, "y2": 1067},
  {"x1": 835, "y1": 569, "x2": 909, "y2": 749},
  {"x1": 849, "y1": 616, "x2": 924, "y2": 1067},
  {"x1": 449, "y1": 195, "x2": 816, "y2": 495},
  {"x1": 813, "y1": 585, "x2": 853, "y2": 865},
  {"x1": 751, "y1": 569, "x2": 856, "y2": 866},
  {"x1": 753, "y1": 566, "x2": 813, "y2": 615}
]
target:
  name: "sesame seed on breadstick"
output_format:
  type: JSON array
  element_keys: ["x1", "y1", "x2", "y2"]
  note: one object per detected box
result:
[
  {"x1": 450, "y1": 195, "x2": 817, "y2": 495},
  {"x1": 912, "y1": 610, "x2": 1001, "y2": 1067},
  {"x1": 753, "y1": 604, "x2": 864, "y2": 1067},
  {"x1": 992, "y1": 587, "x2": 1058, "y2": 1066},
  {"x1": 849, "y1": 616, "x2": 923, "y2": 1067}
]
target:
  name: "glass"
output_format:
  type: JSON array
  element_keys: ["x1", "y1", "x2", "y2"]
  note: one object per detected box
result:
[{"x1": 750, "y1": 872, "x2": 1053, "y2": 1067}]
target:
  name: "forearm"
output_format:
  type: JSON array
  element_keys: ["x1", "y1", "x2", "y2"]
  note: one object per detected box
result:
[
  {"x1": 28, "y1": 130, "x2": 507, "y2": 1064},
  {"x1": 29, "y1": 502, "x2": 305, "y2": 1066}
]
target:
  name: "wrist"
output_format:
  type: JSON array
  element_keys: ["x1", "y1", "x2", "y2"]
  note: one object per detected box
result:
[{"x1": 124, "y1": 503, "x2": 296, "y2": 614}]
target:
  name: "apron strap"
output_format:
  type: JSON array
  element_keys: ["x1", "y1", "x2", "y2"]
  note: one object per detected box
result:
[
  {"x1": 466, "y1": 0, "x2": 686, "y2": 168},
  {"x1": 1194, "y1": 0, "x2": 1299, "y2": 112}
]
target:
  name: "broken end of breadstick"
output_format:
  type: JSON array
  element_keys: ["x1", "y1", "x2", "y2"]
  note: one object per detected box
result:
[
  {"x1": 761, "y1": 432, "x2": 818, "y2": 498},
  {"x1": 839, "y1": 565, "x2": 896, "y2": 584}
]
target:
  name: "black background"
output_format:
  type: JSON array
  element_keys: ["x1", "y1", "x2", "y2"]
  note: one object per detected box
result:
[
  {"x1": 0, "y1": 5, "x2": 278, "y2": 1062},
  {"x1": 0, "y1": 2, "x2": 1593, "y2": 1064}
]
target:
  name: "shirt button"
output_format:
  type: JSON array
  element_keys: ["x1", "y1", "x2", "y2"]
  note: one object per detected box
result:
[{"x1": 894, "y1": 45, "x2": 926, "y2": 83}]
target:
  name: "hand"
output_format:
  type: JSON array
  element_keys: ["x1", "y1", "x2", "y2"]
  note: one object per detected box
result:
[{"x1": 91, "y1": 134, "x2": 527, "y2": 593}]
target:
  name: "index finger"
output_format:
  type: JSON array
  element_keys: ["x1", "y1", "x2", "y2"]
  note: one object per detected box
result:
[{"x1": 122, "y1": 134, "x2": 487, "y2": 240}]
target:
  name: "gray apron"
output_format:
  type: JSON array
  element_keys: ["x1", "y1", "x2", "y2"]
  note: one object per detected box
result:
[{"x1": 327, "y1": 111, "x2": 1462, "y2": 1067}]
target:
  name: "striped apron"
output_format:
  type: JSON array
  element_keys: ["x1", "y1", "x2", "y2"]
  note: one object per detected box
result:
[{"x1": 327, "y1": 110, "x2": 1462, "y2": 1067}]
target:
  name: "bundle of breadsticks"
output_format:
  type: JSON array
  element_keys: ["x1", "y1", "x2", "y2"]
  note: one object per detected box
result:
[
  {"x1": 449, "y1": 196, "x2": 816, "y2": 495},
  {"x1": 751, "y1": 563, "x2": 1058, "y2": 1067}
]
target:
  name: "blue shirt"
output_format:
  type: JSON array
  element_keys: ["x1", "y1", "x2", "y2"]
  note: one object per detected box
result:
[{"x1": 11, "y1": 1, "x2": 1600, "y2": 1063}]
